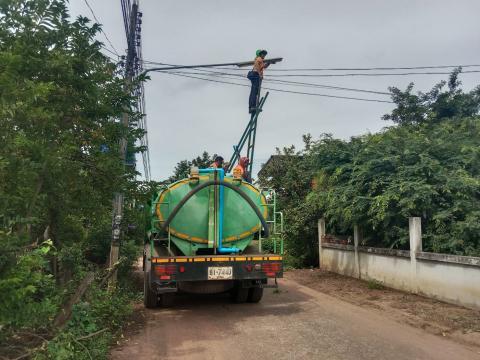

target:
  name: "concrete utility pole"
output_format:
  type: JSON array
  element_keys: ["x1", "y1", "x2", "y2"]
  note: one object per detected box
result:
[{"x1": 109, "y1": 1, "x2": 142, "y2": 288}]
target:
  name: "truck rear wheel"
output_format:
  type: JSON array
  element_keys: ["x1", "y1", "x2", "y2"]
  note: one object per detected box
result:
[
  {"x1": 144, "y1": 272, "x2": 158, "y2": 308},
  {"x1": 248, "y1": 287, "x2": 264, "y2": 303},
  {"x1": 231, "y1": 283, "x2": 249, "y2": 303},
  {"x1": 159, "y1": 293, "x2": 175, "y2": 307}
]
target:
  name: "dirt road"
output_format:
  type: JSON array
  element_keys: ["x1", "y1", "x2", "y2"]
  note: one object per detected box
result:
[{"x1": 111, "y1": 277, "x2": 480, "y2": 360}]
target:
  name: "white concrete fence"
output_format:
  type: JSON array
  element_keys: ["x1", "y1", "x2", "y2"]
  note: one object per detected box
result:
[{"x1": 318, "y1": 217, "x2": 480, "y2": 309}]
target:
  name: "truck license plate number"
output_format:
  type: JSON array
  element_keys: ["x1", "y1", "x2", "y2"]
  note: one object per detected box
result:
[{"x1": 208, "y1": 267, "x2": 233, "y2": 280}]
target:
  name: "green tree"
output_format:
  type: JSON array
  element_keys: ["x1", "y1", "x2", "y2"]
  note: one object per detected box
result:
[
  {"x1": 259, "y1": 71, "x2": 480, "y2": 267},
  {"x1": 168, "y1": 151, "x2": 214, "y2": 182},
  {"x1": 0, "y1": 0, "x2": 145, "y2": 334}
]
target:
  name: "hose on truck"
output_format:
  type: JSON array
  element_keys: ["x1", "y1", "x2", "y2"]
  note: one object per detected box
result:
[{"x1": 161, "y1": 180, "x2": 270, "y2": 238}]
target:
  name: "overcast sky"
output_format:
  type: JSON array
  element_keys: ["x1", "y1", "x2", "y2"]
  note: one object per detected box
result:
[{"x1": 69, "y1": 0, "x2": 480, "y2": 180}]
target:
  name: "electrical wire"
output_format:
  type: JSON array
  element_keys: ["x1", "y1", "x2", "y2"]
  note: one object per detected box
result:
[
  {"x1": 100, "y1": 45, "x2": 120, "y2": 59},
  {"x1": 142, "y1": 61, "x2": 392, "y2": 95},
  {"x1": 121, "y1": 0, "x2": 150, "y2": 181},
  {"x1": 157, "y1": 71, "x2": 394, "y2": 104},
  {"x1": 142, "y1": 59, "x2": 480, "y2": 72},
  {"x1": 83, "y1": 0, "x2": 120, "y2": 57},
  {"x1": 121, "y1": 0, "x2": 131, "y2": 39},
  {"x1": 263, "y1": 71, "x2": 480, "y2": 77},
  {"x1": 142, "y1": 59, "x2": 480, "y2": 77},
  {"x1": 164, "y1": 69, "x2": 391, "y2": 96},
  {"x1": 263, "y1": 64, "x2": 480, "y2": 71},
  {"x1": 204, "y1": 64, "x2": 480, "y2": 72},
  {"x1": 264, "y1": 78, "x2": 390, "y2": 95}
]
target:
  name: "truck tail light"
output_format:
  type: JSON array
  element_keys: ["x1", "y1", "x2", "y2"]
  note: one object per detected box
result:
[
  {"x1": 154, "y1": 264, "x2": 176, "y2": 280},
  {"x1": 243, "y1": 264, "x2": 253, "y2": 272},
  {"x1": 262, "y1": 263, "x2": 281, "y2": 277}
]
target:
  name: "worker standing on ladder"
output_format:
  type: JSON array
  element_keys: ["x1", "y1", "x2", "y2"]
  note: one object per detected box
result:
[{"x1": 248, "y1": 49, "x2": 269, "y2": 114}]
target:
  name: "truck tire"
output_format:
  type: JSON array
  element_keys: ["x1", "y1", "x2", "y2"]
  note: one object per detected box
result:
[
  {"x1": 248, "y1": 287, "x2": 264, "y2": 303},
  {"x1": 159, "y1": 293, "x2": 175, "y2": 307},
  {"x1": 231, "y1": 284, "x2": 249, "y2": 303},
  {"x1": 144, "y1": 272, "x2": 158, "y2": 308}
]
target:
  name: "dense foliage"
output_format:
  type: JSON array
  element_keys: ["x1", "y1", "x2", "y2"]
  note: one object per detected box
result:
[
  {"x1": 0, "y1": 1, "x2": 148, "y2": 358},
  {"x1": 259, "y1": 71, "x2": 480, "y2": 267},
  {"x1": 168, "y1": 151, "x2": 216, "y2": 182}
]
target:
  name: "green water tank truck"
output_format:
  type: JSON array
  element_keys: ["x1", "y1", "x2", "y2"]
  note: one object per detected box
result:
[{"x1": 143, "y1": 167, "x2": 284, "y2": 307}]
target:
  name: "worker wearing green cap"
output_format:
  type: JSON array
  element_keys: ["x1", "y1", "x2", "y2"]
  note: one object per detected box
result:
[{"x1": 247, "y1": 49, "x2": 268, "y2": 114}]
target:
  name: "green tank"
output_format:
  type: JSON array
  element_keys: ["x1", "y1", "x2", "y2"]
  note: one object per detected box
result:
[{"x1": 148, "y1": 171, "x2": 268, "y2": 256}]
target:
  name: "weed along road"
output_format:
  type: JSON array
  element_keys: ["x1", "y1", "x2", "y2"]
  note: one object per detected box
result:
[{"x1": 110, "y1": 276, "x2": 480, "y2": 360}]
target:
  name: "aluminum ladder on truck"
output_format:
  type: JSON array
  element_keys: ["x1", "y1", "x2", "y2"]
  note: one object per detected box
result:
[{"x1": 227, "y1": 91, "x2": 269, "y2": 178}]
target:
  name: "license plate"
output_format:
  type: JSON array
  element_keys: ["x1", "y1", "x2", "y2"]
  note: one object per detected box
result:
[{"x1": 208, "y1": 266, "x2": 233, "y2": 280}]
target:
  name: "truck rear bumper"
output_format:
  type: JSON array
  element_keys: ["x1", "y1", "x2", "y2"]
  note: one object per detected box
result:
[{"x1": 148, "y1": 254, "x2": 283, "y2": 294}]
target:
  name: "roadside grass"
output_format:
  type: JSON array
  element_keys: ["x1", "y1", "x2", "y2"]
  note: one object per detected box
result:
[{"x1": 366, "y1": 279, "x2": 385, "y2": 290}]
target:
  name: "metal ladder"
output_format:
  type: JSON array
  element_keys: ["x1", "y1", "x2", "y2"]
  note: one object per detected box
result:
[
  {"x1": 258, "y1": 189, "x2": 284, "y2": 255},
  {"x1": 227, "y1": 92, "x2": 269, "y2": 176}
]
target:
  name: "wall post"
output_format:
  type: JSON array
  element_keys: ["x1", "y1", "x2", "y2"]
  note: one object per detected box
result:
[
  {"x1": 353, "y1": 225, "x2": 362, "y2": 279},
  {"x1": 318, "y1": 218, "x2": 325, "y2": 269},
  {"x1": 409, "y1": 217, "x2": 422, "y2": 293}
]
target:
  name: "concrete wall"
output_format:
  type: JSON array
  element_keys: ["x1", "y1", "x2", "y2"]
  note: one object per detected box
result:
[
  {"x1": 318, "y1": 218, "x2": 480, "y2": 310},
  {"x1": 320, "y1": 245, "x2": 356, "y2": 276},
  {"x1": 358, "y1": 252, "x2": 412, "y2": 292}
]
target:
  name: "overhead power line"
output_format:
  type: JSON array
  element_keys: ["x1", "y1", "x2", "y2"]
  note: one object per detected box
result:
[
  {"x1": 83, "y1": 0, "x2": 120, "y2": 57},
  {"x1": 263, "y1": 78, "x2": 390, "y2": 95},
  {"x1": 213, "y1": 64, "x2": 480, "y2": 72},
  {"x1": 120, "y1": 0, "x2": 131, "y2": 40},
  {"x1": 142, "y1": 59, "x2": 480, "y2": 77},
  {"x1": 163, "y1": 69, "x2": 391, "y2": 96},
  {"x1": 264, "y1": 64, "x2": 480, "y2": 71},
  {"x1": 264, "y1": 71, "x2": 480, "y2": 77},
  {"x1": 142, "y1": 60, "x2": 480, "y2": 72},
  {"x1": 142, "y1": 61, "x2": 392, "y2": 95},
  {"x1": 159, "y1": 71, "x2": 394, "y2": 104},
  {"x1": 100, "y1": 45, "x2": 120, "y2": 60}
]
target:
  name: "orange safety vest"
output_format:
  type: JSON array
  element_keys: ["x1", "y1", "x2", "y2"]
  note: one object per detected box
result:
[{"x1": 253, "y1": 56, "x2": 265, "y2": 78}]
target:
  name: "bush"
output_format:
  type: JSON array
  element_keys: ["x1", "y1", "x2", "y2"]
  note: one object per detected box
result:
[
  {"x1": 38, "y1": 287, "x2": 135, "y2": 360},
  {"x1": 0, "y1": 240, "x2": 59, "y2": 328},
  {"x1": 259, "y1": 72, "x2": 480, "y2": 267}
]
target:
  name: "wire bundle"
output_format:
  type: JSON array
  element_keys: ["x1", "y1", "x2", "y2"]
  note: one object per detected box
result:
[{"x1": 142, "y1": 60, "x2": 480, "y2": 104}]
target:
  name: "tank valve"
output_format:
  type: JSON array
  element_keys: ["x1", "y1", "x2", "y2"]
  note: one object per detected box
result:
[{"x1": 189, "y1": 166, "x2": 199, "y2": 183}]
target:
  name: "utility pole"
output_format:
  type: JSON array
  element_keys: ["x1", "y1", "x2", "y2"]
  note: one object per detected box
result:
[{"x1": 109, "y1": 0, "x2": 143, "y2": 287}]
